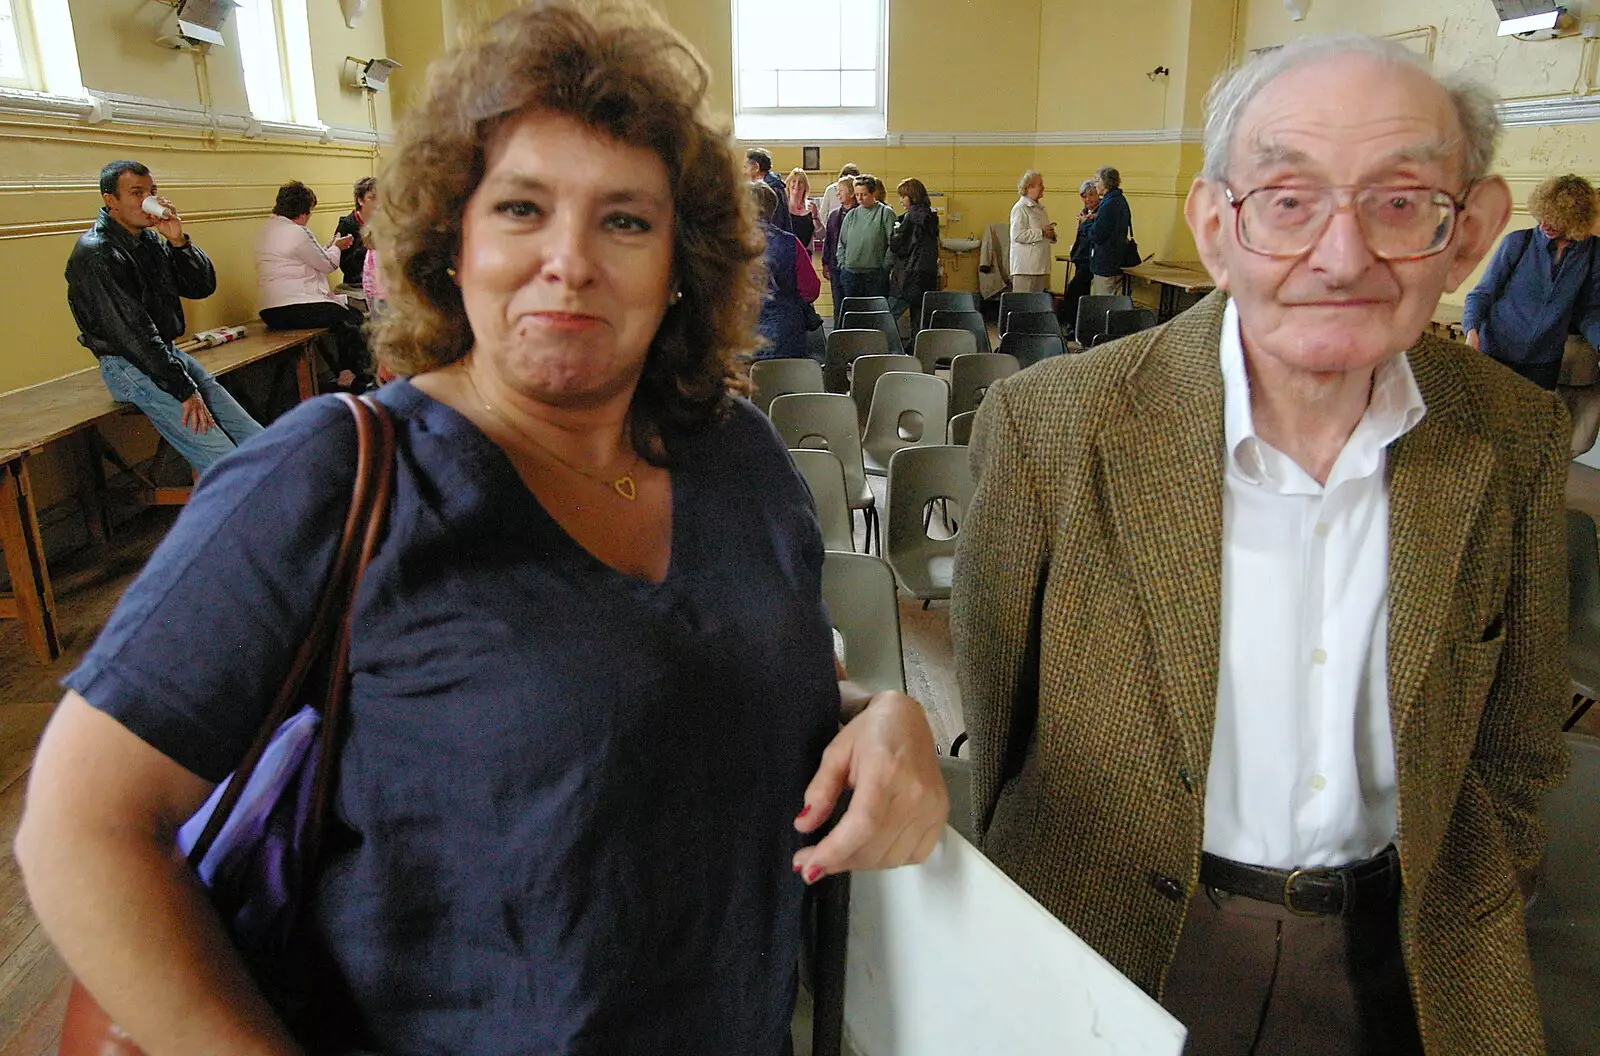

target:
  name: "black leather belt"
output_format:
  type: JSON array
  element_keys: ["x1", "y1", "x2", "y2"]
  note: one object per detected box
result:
[{"x1": 1199, "y1": 845, "x2": 1401, "y2": 917}]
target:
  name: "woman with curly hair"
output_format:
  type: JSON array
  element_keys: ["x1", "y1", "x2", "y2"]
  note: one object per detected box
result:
[
  {"x1": 1463, "y1": 172, "x2": 1600, "y2": 388},
  {"x1": 15, "y1": 3, "x2": 946, "y2": 1053}
]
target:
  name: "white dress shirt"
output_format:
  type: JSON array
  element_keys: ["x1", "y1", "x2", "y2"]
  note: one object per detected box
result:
[
  {"x1": 1203, "y1": 299, "x2": 1426, "y2": 869},
  {"x1": 256, "y1": 214, "x2": 345, "y2": 311}
]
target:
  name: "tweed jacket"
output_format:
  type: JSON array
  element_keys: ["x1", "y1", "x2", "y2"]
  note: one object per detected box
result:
[{"x1": 951, "y1": 291, "x2": 1571, "y2": 1056}]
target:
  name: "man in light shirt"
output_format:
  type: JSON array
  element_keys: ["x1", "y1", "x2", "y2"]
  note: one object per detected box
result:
[
  {"x1": 256, "y1": 181, "x2": 372, "y2": 392},
  {"x1": 953, "y1": 36, "x2": 1567, "y2": 1056}
]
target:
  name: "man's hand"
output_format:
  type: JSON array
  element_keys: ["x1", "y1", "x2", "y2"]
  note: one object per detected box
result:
[
  {"x1": 791, "y1": 691, "x2": 948, "y2": 883},
  {"x1": 822, "y1": 265, "x2": 831, "y2": 281},
  {"x1": 180, "y1": 394, "x2": 216, "y2": 435},
  {"x1": 332, "y1": 233, "x2": 355, "y2": 251},
  {"x1": 153, "y1": 198, "x2": 185, "y2": 246},
  {"x1": 1465, "y1": 328, "x2": 1480, "y2": 350}
]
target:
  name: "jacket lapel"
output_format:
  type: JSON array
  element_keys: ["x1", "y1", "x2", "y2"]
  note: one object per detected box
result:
[
  {"x1": 1099, "y1": 293, "x2": 1228, "y2": 768},
  {"x1": 1385, "y1": 338, "x2": 1495, "y2": 734}
]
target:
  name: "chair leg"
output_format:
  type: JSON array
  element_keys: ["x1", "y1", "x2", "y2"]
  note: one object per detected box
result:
[{"x1": 1567, "y1": 693, "x2": 1596, "y2": 732}]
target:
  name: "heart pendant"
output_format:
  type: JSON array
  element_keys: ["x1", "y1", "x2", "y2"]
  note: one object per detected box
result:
[{"x1": 613, "y1": 475, "x2": 638, "y2": 501}]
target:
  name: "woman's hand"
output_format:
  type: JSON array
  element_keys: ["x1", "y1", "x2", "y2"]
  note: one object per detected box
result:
[
  {"x1": 1465, "y1": 328, "x2": 1480, "y2": 350},
  {"x1": 790, "y1": 691, "x2": 948, "y2": 883}
]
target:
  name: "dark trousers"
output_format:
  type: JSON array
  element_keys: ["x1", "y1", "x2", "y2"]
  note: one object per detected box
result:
[
  {"x1": 1161, "y1": 886, "x2": 1423, "y2": 1056},
  {"x1": 894, "y1": 271, "x2": 938, "y2": 338},
  {"x1": 837, "y1": 267, "x2": 889, "y2": 310},
  {"x1": 260, "y1": 301, "x2": 373, "y2": 389},
  {"x1": 1493, "y1": 354, "x2": 1562, "y2": 391},
  {"x1": 1061, "y1": 262, "x2": 1093, "y2": 337}
]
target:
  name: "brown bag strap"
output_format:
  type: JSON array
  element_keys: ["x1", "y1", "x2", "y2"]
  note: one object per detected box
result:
[{"x1": 185, "y1": 393, "x2": 396, "y2": 869}]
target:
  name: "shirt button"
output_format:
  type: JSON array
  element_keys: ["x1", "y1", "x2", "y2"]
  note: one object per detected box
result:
[
  {"x1": 1150, "y1": 873, "x2": 1186, "y2": 903},
  {"x1": 1314, "y1": 522, "x2": 1331, "y2": 538},
  {"x1": 1309, "y1": 773, "x2": 1327, "y2": 792},
  {"x1": 1311, "y1": 648, "x2": 1328, "y2": 664}
]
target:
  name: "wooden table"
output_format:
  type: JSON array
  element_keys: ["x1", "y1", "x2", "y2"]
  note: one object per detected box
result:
[
  {"x1": 1123, "y1": 261, "x2": 1216, "y2": 320},
  {"x1": 0, "y1": 325, "x2": 325, "y2": 662},
  {"x1": 1431, "y1": 302, "x2": 1464, "y2": 341}
]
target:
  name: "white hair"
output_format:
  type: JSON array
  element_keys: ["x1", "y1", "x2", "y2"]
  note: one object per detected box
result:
[
  {"x1": 1078, "y1": 178, "x2": 1098, "y2": 195},
  {"x1": 1018, "y1": 169, "x2": 1043, "y2": 197},
  {"x1": 1200, "y1": 35, "x2": 1501, "y2": 186}
]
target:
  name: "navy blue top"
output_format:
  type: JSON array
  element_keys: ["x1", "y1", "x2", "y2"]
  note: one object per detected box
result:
[
  {"x1": 65, "y1": 381, "x2": 839, "y2": 1054},
  {"x1": 756, "y1": 225, "x2": 808, "y2": 361},
  {"x1": 1462, "y1": 226, "x2": 1600, "y2": 370},
  {"x1": 1087, "y1": 187, "x2": 1131, "y2": 277}
]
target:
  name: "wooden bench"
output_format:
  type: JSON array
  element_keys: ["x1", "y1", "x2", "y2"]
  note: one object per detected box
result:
[{"x1": 0, "y1": 324, "x2": 327, "y2": 662}]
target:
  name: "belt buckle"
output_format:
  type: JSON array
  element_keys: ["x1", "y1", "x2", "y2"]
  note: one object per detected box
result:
[{"x1": 1282, "y1": 867, "x2": 1326, "y2": 917}]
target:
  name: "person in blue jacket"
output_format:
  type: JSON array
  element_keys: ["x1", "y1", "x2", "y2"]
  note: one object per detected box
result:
[
  {"x1": 1087, "y1": 165, "x2": 1133, "y2": 295},
  {"x1": 1462, "y1": 172, "x2": 1600, "y2": 389}
]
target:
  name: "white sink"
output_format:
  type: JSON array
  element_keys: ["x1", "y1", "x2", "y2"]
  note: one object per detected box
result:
[{"x1": 940, "y1": 238, "x2": 981, "y2": 253}]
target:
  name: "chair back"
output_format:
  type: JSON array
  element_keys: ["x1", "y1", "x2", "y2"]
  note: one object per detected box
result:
[
  {"x1": 1105, "y1": 306, "x2": 1158, "y2": 339},
  {"x1": 1568, "y1": 510, "x2": 1600, "y2": 700},
  {"x1": 1002, "y1": 310, "x2": 1061, "y2": 337},
  {"x1": 820, "y1": 550, "x2": 906, "y2": 694},
  {"x1": 841, "y1": 295, "x2": 891, "y2": 317},
  {"x1": 949, "y1": 353, "x2": 1020, "y2": 418},
  {"x1": 929, "y1": 309, "x2": 991, "y2": 354},
  {"x1": 948, "y1": 409, "x2": 977, "y2": 446},
  {"x1": 826, "y1": 328, "x2": 890, "y2": 375},
  {"x1": 748, "y1": 357, "x2": 823, "y2": 415},
  {"x1": 999, "y1": 290, "x2": 1053, "y2": 334},
  {"x1": 850, "y1": 354, "x2": 920, "y2": 430},
  {"x1": 912, "y1": 328, "x2": 979, "y2": 374},
  {"x1": 1525, "y1": 732, "x2": 1600, "y2": 1056},
  {"x1": 789, "y1": 448, "x2": 856, "y2": 552},
  {"x1": 862, "y1": 371, "x2": 949, "y2": 476},
  {"x1": 1075, "y1": 294, "x2": 1133, "y2": 347},
  {"x1": 920, "y1": 290, "x2": 981, "y2": 332},
  {"x1": 997, "y1": 331, "x2": 1066, "y2": 368},
  {"x1": 884, "y1": 444, "x2": 972, "y2": 601},
  {"x1": 841, "y1": 310, "x2": 904, "y2": 355},
  {"x1": 769, "y1": 393, "x2": 870, "y2": 511}
]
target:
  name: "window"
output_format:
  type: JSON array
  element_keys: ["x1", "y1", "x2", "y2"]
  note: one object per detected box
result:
[
  {"x1": 732, "y1": 0, "x2": 887, "y2": 140},
  {"x1": 236, "y1": 0, "x2": 320, "y2": 127},
  {"x1": 0, "y1": 0, "x2": 83, "y2": 95}
]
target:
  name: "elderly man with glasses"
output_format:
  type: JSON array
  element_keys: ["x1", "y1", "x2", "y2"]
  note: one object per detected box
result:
[{"x1": 953, "y1": 35, "x2": 1566, "y2": 1056}]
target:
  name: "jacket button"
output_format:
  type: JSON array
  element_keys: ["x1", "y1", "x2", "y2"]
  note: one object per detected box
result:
[
  {"x1": 1150, "y1": 873, "x2": 1185, "y2": 903},
  {"x1": 1178, "y1": 767, "x2": 1193, "y2": 793}
]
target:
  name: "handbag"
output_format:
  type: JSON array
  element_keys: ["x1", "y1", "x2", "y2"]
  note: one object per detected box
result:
[
  {"x1": 1119, "y1": 216, "x2": 1143, "y2": 269},
  {"x1": 58, "y1": 393, "x2": 397, "y2": 1056}
]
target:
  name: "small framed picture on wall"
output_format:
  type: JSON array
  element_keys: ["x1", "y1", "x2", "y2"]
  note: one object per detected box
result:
[{"x1": 803, "y1": 146, "x2": 821, "y2": 171}]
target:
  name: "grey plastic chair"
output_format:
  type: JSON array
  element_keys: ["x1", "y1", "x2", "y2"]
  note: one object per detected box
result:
[
  {"x1": 948, "y1": 409, "x2": 977, "y2": 446},
  {"x1": 929, "y1": 308, "x2": 992, "y2": 355},
  {"x1": 841, "y1": 310, "x2": 904, "y2": 356},
  {"x1": 1099, "y1": 306, "x2": 1159, "y2": 343},
  {"x1": 849, "y1": 354, "x2": 920, "y2": 431},
  {"x1": 884, "y1": 444, "x2": 972, "y2": 605},
  {"x1": 921, "y1": 290, "x2": 981, "y2": 332},
  {"x1": 997, "y1": 330, "x2": 1066, "y2": 368},
  {"x1": 769, "y1": 392, "x2": 879, "y2": 553},
  {"x1": 749, "y1": 357, "x2": 823, "y2": 415},
  {"x1": 820, "y1": 550, "x2": 906, "y2": 694},
  {"x1": 1526, "y1": 732, "x2": 1600, "y2": 1056},
  {"x1": 840, "y1": 295, "x2": 891, "y2": 317},
  {"x1": 790, "y1": 448, "x2": 856, "y2": 552},
  {"x1": 823, "y1": 328, "x2": 890, "y2": 394},
  {"x1": 949, "y1": 352, "x2": 1020, "y2": 418},
  {"x1": 999, "y1": 290, "x2": 1053, "y2": 334},
  {"x1": 913, "y1": 328, "x2": 979, "y2": 374},
  {"x1": 1002, "y1": 310, "x2": 1061, "y2": 337},
  {"x1": 1567, "y1": 510, "x2": 1600, "y2": 708},
  {"x1": 862, "y1": 371, "x2": 949, "y2": 477},
  {"x1": 1074, "y1": 294, "x2": 1133, "y2": 348}
]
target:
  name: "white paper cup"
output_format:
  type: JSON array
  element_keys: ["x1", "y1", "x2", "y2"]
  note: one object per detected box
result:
[{"x1": 141, "y1": 196, "x2": 171, "y2": 220}]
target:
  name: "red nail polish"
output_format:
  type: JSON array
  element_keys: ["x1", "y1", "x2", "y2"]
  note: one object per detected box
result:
[
  {"x1": 795, "y1": 804, "x2": 812, "y2": 820},
  {"x1": 804, "y1": 865, "x2": 824, "y2": 884},
  {"x1": 793, "y1": 863, "x2": 804, "y2": 873}
]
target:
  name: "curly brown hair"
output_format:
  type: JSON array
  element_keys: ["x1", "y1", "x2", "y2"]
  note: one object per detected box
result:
[
  {"x1": 1528, "y1": 174, "x2": 1598, "y2": 241},
  {"x1": 369, "y1": 0, "x2": 764, "y2": 460}
]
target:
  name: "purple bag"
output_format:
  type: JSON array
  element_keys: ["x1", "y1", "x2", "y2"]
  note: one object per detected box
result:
[{"x1": 58, "y1": 394, "x2": 396, "y2": 1056}]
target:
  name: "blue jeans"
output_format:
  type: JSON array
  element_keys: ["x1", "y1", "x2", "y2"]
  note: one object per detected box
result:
[
  {"x1": 98, "y1": 352, "x2": 265, "y2": 475},
  {"x1": 838, "y1": 268, "x2": 890, "y2": 313}
]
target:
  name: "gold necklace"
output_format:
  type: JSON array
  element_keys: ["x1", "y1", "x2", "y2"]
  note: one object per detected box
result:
[{"x1": 463, "y1": 371, "x2": 642, "y2": 501}]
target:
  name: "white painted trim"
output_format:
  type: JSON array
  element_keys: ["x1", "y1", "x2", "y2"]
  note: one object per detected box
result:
[
  {"x1": 776, "y1": 128, "x2": 1206, "y2": 147},
  {"x1": 1497, "y1": 95, "x2": 1600, "y2": 128},
  {"x1": 0, "y1": 85, "x2": 390, "y2": 146}
]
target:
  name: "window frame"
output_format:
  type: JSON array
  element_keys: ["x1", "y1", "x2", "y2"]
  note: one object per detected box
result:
[
  {"x1": 236, "y1": 0, "x2": 320, "y2": 128},
  {"x1": 730, "y1": 0, "x2": 888, "y2": 141},
  {"x1": 1, "y1": 0, "x2": 40, "y2": 90}
]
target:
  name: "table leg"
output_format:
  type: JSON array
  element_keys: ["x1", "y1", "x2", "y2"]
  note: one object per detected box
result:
[
  {"x1": 295, "y1": 342, "x2": 318, "y2": 401},
  {"x1": 0, "y1": 456, "x2": 61, "y2": 662}
]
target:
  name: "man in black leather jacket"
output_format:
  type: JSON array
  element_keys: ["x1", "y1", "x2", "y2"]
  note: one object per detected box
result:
[{"x1": 65, "y1": 160, "x2": 262, "y2": 474}]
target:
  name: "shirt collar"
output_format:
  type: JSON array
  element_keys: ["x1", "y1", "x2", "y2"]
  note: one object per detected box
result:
[{"x1": 1220, "y1": 298, "x2": 1426, "y2": 489}]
